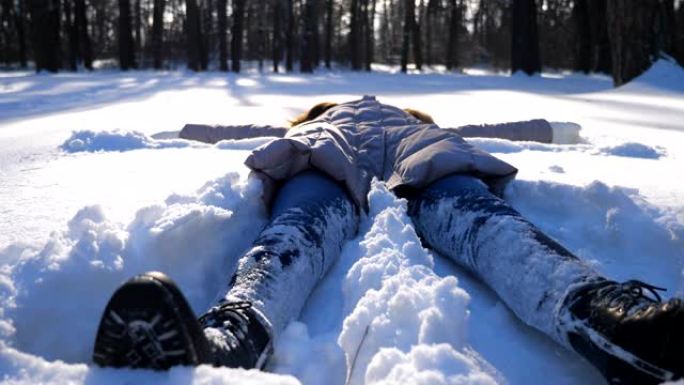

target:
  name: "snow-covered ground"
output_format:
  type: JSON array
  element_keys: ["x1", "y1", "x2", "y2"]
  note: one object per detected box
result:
[{"x1": 1, "y1": 61, "x2": 683, "y2": 385}]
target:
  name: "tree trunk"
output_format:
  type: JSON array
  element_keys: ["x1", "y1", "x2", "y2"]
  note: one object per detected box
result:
[
  {"x1": 412, "y1": 0, "x2": 423, "y2": 70},
  {"x1": 217, "y1": 0, "x2": 227, "y2": 71},
  {"x1": 364, "y1": 0, "x2": 376, "y2": 71},
  {"x1": 27, "y1": 0, "x2": 61, "y2": 72},
  {"x1": 589, "y1": 0, "x2": 611, "y2": 74},
  {"x1": 272, "y1": 0, "x2": 281, "y2": 72},
  {"x1": 425, "y1": 0, "x2": 435, "y2": 66},
  {"x1": 446, "y1": 0, "x2": 458, "y2": 70},
  {"x1": 185, "y1": 0, "x2": 202, "y2": 71},
  {"x1": 350, "y1": 0, "x2": 363, "y2": 70},
  {"x1": 231, "y1": 0, "x2": 245, "y2": 72},
  {"x1": 151, "y1": 0, "x2": 165, "y2": 69},
  {"x1": 400, "y1": 0, "x2": 414, "y2": 72},
  {"x1": 674, "y1": 0, "x2": 684, "y2": 65},
  {"x1": 74, "y1": 0, "x2": 92, "y2": 69},
  {"x1": 64, "y1": 0, "x2": 78, "y2": 71},
  {"x1": 511, "y1": 0, "x2": 540, "y2": 75},
  {"x1": 16, "y1": 0, "x2": 28, "y2": 68},
  {"x1": 300, "y1": 0, "x2": 315, "y2": 72},
  {"x1": 118, "y1": 0, "x2": 136, "y2": 70},
  {"x1": 258, "y1": 0, "x2": 266, "y2": 72},
  {"x1": 380, "y1": 0, "x2": 390, "y2": 63},
  {"x1": 325, "y1": 0, "x2": 333, "y2": 68},
  {"x1": 134, "y1": 0, "x2": 141, "y2": 64},
  {"x1": 606, "y1": 0, "x2": 658, "y2": 86},
  {"x1": 285, "y1": 0, "x2": 294, "y2": 71},
  {"x1": 661, "y1": 0, "x2": 676, "y2": 57},
  {"x1": 573, "y1": 0, "x2": 591, "y2": 73}
]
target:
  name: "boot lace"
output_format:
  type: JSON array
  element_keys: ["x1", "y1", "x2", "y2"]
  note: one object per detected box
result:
[
  {"x1": 601, "y1": 280, "x2": 666, "y2": 314},
  {"x1": 198, "y1": 301, "x2": 253, "y2": 339}
]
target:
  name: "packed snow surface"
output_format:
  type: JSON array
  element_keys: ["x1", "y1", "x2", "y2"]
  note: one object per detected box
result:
[{"x1": 1, "y1": 60, "x2": 683, "y2": 385}]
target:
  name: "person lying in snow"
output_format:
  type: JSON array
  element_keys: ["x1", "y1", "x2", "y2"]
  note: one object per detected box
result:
[{"x1": 92, "y1": 96, "x2": 682, "y2": 385}]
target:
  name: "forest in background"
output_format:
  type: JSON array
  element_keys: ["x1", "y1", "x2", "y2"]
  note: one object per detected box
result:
[{"x1": 0, "y1": 0, "x2": 683, "y2": 86}]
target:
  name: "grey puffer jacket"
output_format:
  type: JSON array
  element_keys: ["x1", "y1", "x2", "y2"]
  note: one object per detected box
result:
[{"x1": 241, "y1": 95, "x2": 518, "y2": 209}]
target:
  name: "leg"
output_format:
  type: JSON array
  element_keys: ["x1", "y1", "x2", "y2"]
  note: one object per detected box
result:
[
  {"x1": 93, "y1": 171, "x2": 358, "y2": 370},
  {"x1": 408, "y1": 174, "x2": 684, "y2": 384},
  {"x1": 407, "y1": 174, "x2": 601, "y2": 345},
  {"x1": 201, "y1": 170, "x2": 359, "y2": 366}
]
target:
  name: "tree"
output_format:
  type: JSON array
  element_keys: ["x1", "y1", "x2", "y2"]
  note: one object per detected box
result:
[
  {"x1": 324, "y1": 0, "x2": 333, "y2": 68},
  {"x1": 231, "y1": 0, "x2": 246, "y2": 72},
  {"x1": 185, "y1": 0, "x2": 203, "y2": 71},
  {"x1": 118, "y1": 0, "x2": 136, "y2": 70},
  {"x1": 350, "y1": 0, "x2": 363, "y2": 70},
  {"x1": 16, "y1": 0, "x2": 28, "y2": 68},
  {"x1": 300, "y1": 0, "x2": 316, "y2": 72},
  {"x1": 606, "y1": 0, "x2": 659, "y2": 86},
  {"x1": 511, "y1": 0, "x2": 540, "y2": 75},
  {"x1": 446, "y1": 0, "x2": 460, "y2": 70},
  {"x1": 285, "y1": 0, "x2": 294, "y2": 71},
  {"x1": 573, "y1": 0, "x2": 591, "y2": 73},
  {"x1": 272, "y1": 0, "x2": 283, "y2": 73},
  {"x1": 365, "y1": 0, "x2": 377, "y2": 71},
  {"x1": 74, "y1": 0, "x2": 92, "y2": 69},
  {"x1": 400, "y1": 0, "x2": 414, "y2": 72},
  {"x1": 27, "y1": 0, "x2": 62, "y2": 72},
  {"x1": 151, "y1": 0, "x2": 165, "y2": 69},
  {"x1": 675, "y1": 0, "x2": 684, "y2": 65},
  {"x1": 64, "y1": 0, "x2": 78, "y2": 70},
  {"x1": 412, "y1": 0, "x2": 423, "y2": 70},
  {"x1": 217, "y1": 0, "x2": 228, "y2": 71},
  {"x1": 588, "y1": 0, "x2": 611, "y2": 74}
]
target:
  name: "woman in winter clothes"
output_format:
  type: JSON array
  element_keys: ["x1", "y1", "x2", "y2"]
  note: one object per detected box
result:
[{"x1": 93, "y1": 96, "x2": 683, "y2": 385}]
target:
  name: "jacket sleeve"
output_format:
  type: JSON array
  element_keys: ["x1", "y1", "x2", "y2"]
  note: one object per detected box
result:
[
  {"x1": 179, "y1": 124, "x2": 288, "y2": 144},
  {"x1": 447, "y1": 119, "x2": 553, "y2": 143}
]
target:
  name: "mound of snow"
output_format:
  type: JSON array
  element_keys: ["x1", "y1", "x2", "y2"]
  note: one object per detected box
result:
[
  {"x1": 1, "y1": 173, "x2": 267, "y2": 365},
  {"x1": 506, "y1": 180, "x2": 684, "y2": 289},
  {"x1": 624, "y1": 59, "x2": 684, "y2": 92},
  {"x1": 338, "y1": 181, "x2": 497, "y2": 385},
  {"x1": 595, "y1": 142, "x2": 665, "y2": 159},
  {"x1": 0, "y1": 343, "x2": 300, "y2": 385},
  {"x1": 466, "y1": 138, "x2": 589, "y2": 155},
  {"x1": 61, "y1": 129, "x2": 272, "y2": 153},
  {"x1": 61, "y1": 129, "x2": 194, "y2": 152}
]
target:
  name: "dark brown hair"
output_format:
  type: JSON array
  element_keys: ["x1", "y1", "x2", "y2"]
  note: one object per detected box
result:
[
  {"x1": 403, "y1": 108, "x2": 435, "y2": 124},
  {"x1": 289, "y1": 102, "x2": 436, "y2": 127},
  {"x1": 289, "y1": 102, "x2": 339, "y2": 127}
]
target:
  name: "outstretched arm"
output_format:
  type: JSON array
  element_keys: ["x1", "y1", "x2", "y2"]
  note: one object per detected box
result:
[
  {"x1": 447, "y1": 119, "x2": 581, "y2": 144},
  {"x1": 179, "y1": 124, "x2": 288, "y2": 144}
]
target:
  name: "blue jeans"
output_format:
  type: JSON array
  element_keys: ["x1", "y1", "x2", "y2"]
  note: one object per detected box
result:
[
  {"x1": 215, "y1": 171, "x2": 599, "y2": 349},
  {"x1": 408, "y1": 174, "x2": 599, "y2": 347},
  {"x1": 219, "y1": 171, "x2": 359, "y2": 336}
]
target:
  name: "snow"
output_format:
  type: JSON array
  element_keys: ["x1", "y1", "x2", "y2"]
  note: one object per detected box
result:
[
  {"x1": 1, "y1": 59, "x2": 683, "y2": 385},
  {"x1": 61, "y1": 129, "x2": 196, "y2": 152}
]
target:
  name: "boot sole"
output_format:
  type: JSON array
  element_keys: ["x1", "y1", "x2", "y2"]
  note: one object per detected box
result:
[{"x1": 92, "y1": 272, "x2": 212, "y2": 369}]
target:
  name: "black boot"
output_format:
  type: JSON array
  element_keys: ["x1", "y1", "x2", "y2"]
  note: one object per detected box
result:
[
  {"x1": 560, "y1": 279, "x2": 684, "y2": 384},
  {"x1": 198, "y1": 300, "x2": 273, "y2": 369},
  {"x1": 93, "y1": 272, "x2": 213, "y2": 369},
  {"x1": 93, "y1": 272, "x2": 272, "y2": 370}
]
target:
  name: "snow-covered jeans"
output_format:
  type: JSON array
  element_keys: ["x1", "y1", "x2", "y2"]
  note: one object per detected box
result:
[
  {"x1": 407, "y1": 174, "x2": 602, "y2": 347},
  {"x1": 220, "y1": 171, "x2": 359, "y2": 336}
]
